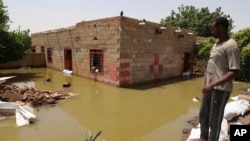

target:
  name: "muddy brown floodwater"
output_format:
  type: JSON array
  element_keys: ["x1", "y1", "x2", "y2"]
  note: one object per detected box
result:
[{"x1": 0, "y1": 68, "x2": 249, "y2": 141}]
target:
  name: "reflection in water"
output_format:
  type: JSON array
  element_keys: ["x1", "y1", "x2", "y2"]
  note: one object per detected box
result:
[{"x1": 0, "y1": 68, "x2": 249, "y2": 141}]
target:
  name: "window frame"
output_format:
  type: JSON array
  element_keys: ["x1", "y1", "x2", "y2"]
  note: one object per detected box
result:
[{"x1": 89, "y1": 49, "x2": 104, "y2": 74}]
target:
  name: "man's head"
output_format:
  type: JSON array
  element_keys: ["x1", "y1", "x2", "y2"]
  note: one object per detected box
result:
[{"x1": 211, "y1": 17, "x2": 229, "y2": 38}]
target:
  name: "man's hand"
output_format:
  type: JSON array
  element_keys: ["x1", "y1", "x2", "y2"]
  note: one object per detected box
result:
[{"x1": 202, "y1": 83, "x2": 215, "y2": 94}]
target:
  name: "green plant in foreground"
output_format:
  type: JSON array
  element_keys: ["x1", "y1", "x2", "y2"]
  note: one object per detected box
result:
[{"x1": 85, "y1": 130, "x2": 102, "y2": 141}]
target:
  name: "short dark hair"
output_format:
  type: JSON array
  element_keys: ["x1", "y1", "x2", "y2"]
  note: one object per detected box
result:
[{"x1": 214, "y1": 17, "x2": 229, "y2": 29}]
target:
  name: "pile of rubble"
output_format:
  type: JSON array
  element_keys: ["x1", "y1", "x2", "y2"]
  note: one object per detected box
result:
[
  {"x1": 0, "y1": 82, "x2": 71, "y2": 107},
  {"x1": 0, "y1": 76, "x2": 76, "y2": 127}
]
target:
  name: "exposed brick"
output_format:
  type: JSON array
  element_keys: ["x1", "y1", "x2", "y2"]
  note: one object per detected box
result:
[
  {"x1": 154, "y1": 54, "x2": 159, "y2": 65},
  {"x1": 120, "y1": 80, "x2": 130, "y2": 86},
  {"x1": 149, "y1": 65, "x2": 154, "y2": 73},
  {"x1": 159, "y1": 65, "x2": 163, "y2": 73},
  {"x1": 120, "y1": 63, "x2": 130, "y2": 69},
  {"x1": 120, "y1": 71, "x2": 130, "y2": 77}
]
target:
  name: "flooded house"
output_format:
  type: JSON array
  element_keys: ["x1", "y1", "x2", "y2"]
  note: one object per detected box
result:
[{"x1": 31, "y1": 16, "x2": 196, "y2": 87}]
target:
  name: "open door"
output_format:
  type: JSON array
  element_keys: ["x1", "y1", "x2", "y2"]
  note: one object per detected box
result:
[
  {"x1": 183, "y1": 53, "x2": 190, "y2": 72},
  {"x1": 64, "y1": 48, "x2": 72, "y2": 70}
]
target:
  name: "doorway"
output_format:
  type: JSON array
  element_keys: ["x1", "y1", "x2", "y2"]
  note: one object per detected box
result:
[
  {"x1": 183, "y1": 53, "x2": 190, "y2": 72},
  {"x1": 64, "y1": 48, "x2": 72, "y2": 70}
]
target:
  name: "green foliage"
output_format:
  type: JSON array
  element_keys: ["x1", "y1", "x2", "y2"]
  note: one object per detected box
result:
[
  {"x1": 161, "y1": 5, "x2": 234, "y2": 37},
  {"x1": 231, "y1": 28, "x2": 250, "y2": 82},
  {"x1": 0, "y1": 0, "x2": 9, "y2": 31},
  {"x1": 240, "y1": 45, "x2": 250, "y2": 68},
  {"x1": 0, "y1": 0, "x2": 31, "y2": 63},
  {"x1": 194, "y1": 37, "x2": 215, "y2": 59},
  {"x1": 232, "y1": 27, "x2": 250, "y2": 50},
  {"x1": 0, "y1": 28, "x2": 31, "y2": 63},
  {"x1": 236, "y1": 45, "x2": 250, "y2": 82}
]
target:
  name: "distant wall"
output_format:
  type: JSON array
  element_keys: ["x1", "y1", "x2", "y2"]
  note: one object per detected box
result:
[{"x1": 0, "y1": 53, "x2": 46, "y2": 69}]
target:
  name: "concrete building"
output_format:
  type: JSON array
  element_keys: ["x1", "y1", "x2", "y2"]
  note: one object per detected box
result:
[{"x1": 31, "y1": 16, "x2": 196, "y2": 87}]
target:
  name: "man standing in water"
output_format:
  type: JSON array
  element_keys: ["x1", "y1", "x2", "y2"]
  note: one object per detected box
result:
[{"x1": 199, "y1": 17, "x2": 240, "y2": 141}]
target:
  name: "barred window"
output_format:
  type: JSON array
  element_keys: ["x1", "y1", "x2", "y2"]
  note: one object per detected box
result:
[{"x1": 90, "y1": 49, "x2": 104, "y2": 73}]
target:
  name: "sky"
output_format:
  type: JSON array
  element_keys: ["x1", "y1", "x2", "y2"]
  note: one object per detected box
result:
[{"x1": 3, "y1": 0, "x2": 250, "y2": 34}]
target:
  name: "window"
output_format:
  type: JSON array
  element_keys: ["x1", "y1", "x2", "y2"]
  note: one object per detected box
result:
[
  {"x1": 41, "y1": 46, "x2": 45, "y2": 53},
  {"x1": 47, "y1": 48, "x2": 52, "y2": 63},
  {"x1": 90, "y1": 49, "x2": 104, "y2": 73},
  {"x1": 31, "y1": 46, "x2": 36, "y2": 53}
]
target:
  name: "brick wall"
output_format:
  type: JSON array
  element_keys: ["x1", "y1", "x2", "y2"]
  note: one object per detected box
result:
[
  {"x1": 31, "y1": 17, "x2": 122, "y2": 86},
  {"x1": 0, "y1": 53, "x2": 46, "y2": 69},
  {"x1": 119, "y1": 17, "x2": 196, "y2": 86},
  {"x1": 31, "y1": 16, "x2": 196, "y2": 86}
]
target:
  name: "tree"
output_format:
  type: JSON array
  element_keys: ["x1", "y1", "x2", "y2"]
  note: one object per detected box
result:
[
  {"x1": 0, "y1": 0, "x2": 9, "y2": 31},
  {"x1": 236, "y1": 45, "x2": 250, "y2": 82},
  {"x1": 194, "y1": 37, "x2": 215, "y2": 59},
  {"x1": 232, "y1": 27, "x2": 250, "y2": 50},
  {"x1": 0, "y1": 29, "x2": 31, "y2": 63},
  {"x1": 161, "y1": 5, "x2": 234, "y2": 37},
  {"x1": 231, "y1": 28, "x2": 250, "y2": 82},
  {"x1": 240, "y1": 46, "x2": 250, "y2": 70},
  {"x1": 0, "y1": 0, "x2": 31, "y2": 63}
]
